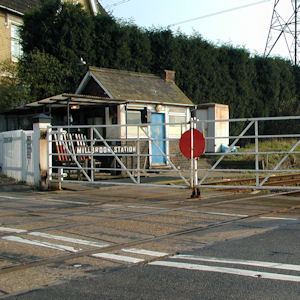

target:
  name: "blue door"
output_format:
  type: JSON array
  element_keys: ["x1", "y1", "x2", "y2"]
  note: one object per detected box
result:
[{"x1": 151, "y1": 113, "x2": 166, "y2": 164}]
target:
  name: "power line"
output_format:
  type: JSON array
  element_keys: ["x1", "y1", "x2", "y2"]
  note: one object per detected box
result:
[
  {"x1": 105, "y1": 0, "x2": 131, "y2": 9},
  {"x1": 168, "y1": 0, "x2": 271, "y2": 27}
]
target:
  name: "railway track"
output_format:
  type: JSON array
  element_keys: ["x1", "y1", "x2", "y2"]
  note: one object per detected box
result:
[
  {"x1": 205, "y1": 173, "x2": 300, "y2": 186},
  {"x1": 1, "y1": 190, "x2": 299, "y2": 277},
  {"x1": 0, "y1": 190, "x2": 237, "y2": 241},
  {"x1": 199, "y1": 173, "x2": 300, "y2": 194},
  {"x1": 153, "y1": 173, "x2": 300, "y2": 193},
  {"x1": 0, "y1": 180, "x2": 298, "y2": 233}
]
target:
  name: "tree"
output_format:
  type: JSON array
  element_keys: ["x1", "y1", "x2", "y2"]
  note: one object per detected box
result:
[
  {"x1": 125, "y1": 24, "x2": 151, "y2": 72},
  {"x1": 20, "y1": 0, "x2": 94, "y2": 94},
  {"x1": 18, "y1": 51, "x2": 71, "y2": 100},
  {"x1": 0, "y1": 60, "x2": 29, "y2": 111},
  {"x1": 173, "y1": 33, "x2": 220, "y2": 103},
  {"x1": 18, "y1": 0, "x2": 300, "y2": 130},
  {"x1": 93, "y1": 16, "x2": 152, "y2": 72},
  {"x1": 255, "y1": 56, "x2": 284, "y2": 117},
  {"x1": 93, "y1": 15, "x2": 130, "y2": 70},
  {"x1": 147, "y1": 29, "x2": 176, "y2": 74},
  {"x1": 216, "y1": 46, "x2": 257, "y2": 135}
]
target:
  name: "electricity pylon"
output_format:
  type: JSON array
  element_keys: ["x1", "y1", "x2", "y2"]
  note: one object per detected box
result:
[{"x1": 264, "y1": 0, "x2": 300, "y2": 64}]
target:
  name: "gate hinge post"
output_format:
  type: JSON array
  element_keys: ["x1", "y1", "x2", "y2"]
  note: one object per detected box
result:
[{"x1": 191, "y1": 187, "x2": 201, "y2": 198}]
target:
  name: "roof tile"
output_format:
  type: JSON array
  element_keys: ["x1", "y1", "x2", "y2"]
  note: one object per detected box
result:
[
  {"x1": 0, "y1": 0, "x2": 106, "y2": 15},
  {"x1": 0, "y1": 0, "x2": 43, "y2": 14},
  {"x1": 88, "y1": 67, "x2": 193, "y2": 106}
]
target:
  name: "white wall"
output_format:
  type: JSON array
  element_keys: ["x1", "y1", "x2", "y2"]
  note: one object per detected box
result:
[
  {"x1": 195, "y1": 104, "x2": 229, "y2": 153},
  {"x1": 215, "y1": 105, "x2": 229, "y2": 152},
  {"x1": 0, "y1": 130, "x2": 35, "y2": 184}
]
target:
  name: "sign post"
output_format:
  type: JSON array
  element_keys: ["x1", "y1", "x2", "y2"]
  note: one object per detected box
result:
[{"x1": 179, "y1": 119, "x2": 206, "y2": 198}]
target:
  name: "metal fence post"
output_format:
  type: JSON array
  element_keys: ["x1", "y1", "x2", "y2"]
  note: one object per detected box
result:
[
  {"x1": 91, "y1": 127, "x2": 94, "y2": 182},
  {"x1": 137, "y1": 124, "x2": 141, "y2": 184},
  {"x1": 190, "y1": 117, "x2": 194, "y2": 192},
  {"x1": 190, "y1": 117, "x2": 200, "y2": 197},
  {"x1": 47, "y1": 126, "x2": 52, "y2": 183},
  {"x1": 255, "y1": 120, "x2": 259, "y2": 186},
  {"x1": 57, "y1": 127, "x2": 64, "y2": 186}
]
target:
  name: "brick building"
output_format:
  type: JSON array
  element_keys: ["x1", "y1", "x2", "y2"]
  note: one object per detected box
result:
[
  {"x1": 1, "y1": 67, "x2": 195, "y2": 170},
  {"x1": 75, "y1": 67, "x2": 195, "y2": 168},
  {"x1": 0, "y1": 0, "x2": 106, "y2": 63}
]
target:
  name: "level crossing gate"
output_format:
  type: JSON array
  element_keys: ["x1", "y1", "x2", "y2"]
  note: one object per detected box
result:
[{"x1": 47, "y1": 116, "x2": 300, "y2": 192}]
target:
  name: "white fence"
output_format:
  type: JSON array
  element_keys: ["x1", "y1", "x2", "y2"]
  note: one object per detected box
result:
[
  {"x1": 195, "y1": 116, "x2": 300, "y2": 192},
  {"x1": 1, "y1": 116, "x2": 299, "y2": 192},
  {"x1": 47, "y1": 116, "x2": 300, "y2": 193},
  {"x1": 0, "y1": 130, "x2": 35, "y2": 184}
]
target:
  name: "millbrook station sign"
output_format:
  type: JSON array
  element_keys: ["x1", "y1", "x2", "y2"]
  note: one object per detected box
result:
[{"x1": 76, "y1": 145, "x2": 137, "y2": 154}]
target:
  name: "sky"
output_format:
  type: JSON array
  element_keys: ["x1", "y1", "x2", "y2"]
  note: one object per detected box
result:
[{"x1": 100, "y1": 0, "x2": 295, "y2": 59}]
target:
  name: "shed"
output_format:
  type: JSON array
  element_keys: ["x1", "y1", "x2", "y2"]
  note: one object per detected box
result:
[
  {"x1": 194, "y1": 103, "x2": 229, "y2": 153},
  {"x1": 75, "y1": 67, "x2": 195, "y2": 166},
  {"x1": 1, "y1": 67, "x2": 195, "y2": 168}
]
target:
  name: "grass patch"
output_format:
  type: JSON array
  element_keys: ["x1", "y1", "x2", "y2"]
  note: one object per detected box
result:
[
  {"x1": 0, "y1": 174, "x2": 16, "y2": 184},
  {"x1": 223, "y1": 139, "x2": 300, "y2": 168}
]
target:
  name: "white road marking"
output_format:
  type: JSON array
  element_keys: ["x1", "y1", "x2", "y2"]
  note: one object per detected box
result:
[
  {"x1": 260, "y1": 216, "x2": 298, "y2": 221},
  {"x1": 101, "y1": 204, "x2": 122, "y2": 208},
  {"x1": 0, "y1": 196, "x2": 24, "y2": 200},
  {"x1": 92, "y1": 253, "x2": 144, "y2": 264},
  {"x1": 122, "y1": 248, "x2": 169, "y2": 257},
  {"x1": 0, "y1": 227, "x2": 27, "y2": 233},
  {"x1": 183, "y1": 210, "x2": 297, "y2": 221},
  {"x1": 149, "y1": 261, "x2": 300, "y2": 282},
  {"x1": 211, "y1": 191, "x2": 291, "y2": 206},
  {"x1": 127, "y1": 206, "x2": 166, "y2": 210},
  {"x1": 29, "y1": 232, "x2": 109, "y2": 248},
  {"x1": 175, "y1": 255, "x2": 300, "y2": 272},
  {"x1": 184, "y1": 210, "x2": 249, "y2": 217},
  {"x1": 42, "y1": 198, "x2": 88, "y2": 205},
  {"x1": 0, "y1": 195, "x2": 88, "y2": 205},
  {"x1": 2, "y1": 236, "x2": 80, "y2": 252}
]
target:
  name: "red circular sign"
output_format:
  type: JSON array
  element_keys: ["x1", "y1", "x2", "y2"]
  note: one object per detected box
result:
[{"x1": 179, "y1": 129, "x2": 206, "y2": 159}]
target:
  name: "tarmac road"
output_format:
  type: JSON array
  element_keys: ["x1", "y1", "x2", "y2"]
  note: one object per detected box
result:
[
  {"x1": 1, "y1": 179, "x2": 300, "y2": 299},
  {"x1": 6, "y1": 222, "x2": 300, "y2": 300}
]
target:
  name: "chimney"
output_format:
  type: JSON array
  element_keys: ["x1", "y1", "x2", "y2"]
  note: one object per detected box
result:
[{"x1": 164, "y1": 70, "x2": 175, "y2": 83}]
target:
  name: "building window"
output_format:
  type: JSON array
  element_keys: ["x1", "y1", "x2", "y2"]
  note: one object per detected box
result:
[
  {"x1": 127, "y1": 110, "x2": 141, "y2": 125},
  {"x1": 11, "y1": 24, "x2": 23, "y2": 61},
  {"x1": 168, "y1": 115, "x2": 187, "y2": 138},
  {"x1": 126, "y1": 110, "x2": 147, "y2": 137}
]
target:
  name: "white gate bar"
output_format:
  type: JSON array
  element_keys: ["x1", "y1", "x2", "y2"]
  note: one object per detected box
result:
[
  {"x1": 196, "y1": 169, "x2": 300, "y2": 173},
  {"x1": 198, "y1": 185, "x2": 300, "y2": 190},
  {"x1": 204, "y1": 151, "x2": 300, "y2": 156},
  {"x1": 93, "y1": 127, "x2": 138, "y2": 184},
  {"x1": 196, "y1": 115, "x2": 300, "y2": 123},
  {"x1": 47, "y1": 115, "x2": 300, "y2": 191},
  {"x1": 198, "y1": 120, "x2": 255, "y2": 185},
  {"x1": 61, "y1": 180, "x2": 188, "y2": 189},
  {"x1": 58, "y1": 129, "x2": 91, "y2": 182},
  {"x1": 140, "y1": 127, "x2": 190, "y2": 187},
  {"x1": 259, "y1": 139, "x2": 300, "y2": 186}
]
